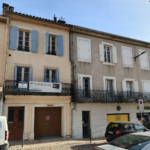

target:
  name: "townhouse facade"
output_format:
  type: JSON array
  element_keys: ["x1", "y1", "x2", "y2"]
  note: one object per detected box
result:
[
  {"x1": 70, "y1": 27, "x2": 150, "y2": 138},
  {"x1": 2, "y1": 3, "x2": 71, "y2": 141},
  {"x1": 0, "y1": 15, "x2": 8, "y2": 116}
]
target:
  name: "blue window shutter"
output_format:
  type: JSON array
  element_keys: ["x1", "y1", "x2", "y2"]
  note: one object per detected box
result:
[
  {"x1": 9, "y1": 26, "x2": 18, "y2": 50},
  {"x1": 45, "y1": 31, "x2": 49, "y2": 54},
  {"x1": 29, "y1": 67, "x2": 33, "y2": 81},
  {"x1": 14, "y1": 66, "x2": 17, "y2": 80},
  {"x1": 57, "y1": 35, "x2": 63, "y2": 56},
  {"x1": 56, "y1": 69, "x2": 59, "y2": 83},
  {"x1": 31, "y1": 30, "x2": 38, "y2": 53}
]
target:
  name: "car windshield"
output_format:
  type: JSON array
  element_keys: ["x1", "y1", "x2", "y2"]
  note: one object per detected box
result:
[{"x1": 109, "y1": 134, "x2": 150, "y2": 149}]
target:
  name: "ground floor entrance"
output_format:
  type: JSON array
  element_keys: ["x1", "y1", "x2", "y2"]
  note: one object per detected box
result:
[
  {"x1": 34, "y1": 107, "x2": 61, "y2": 138},
  {"x1": 8, "y1": 107, "x2": 24, "y2": 141}
]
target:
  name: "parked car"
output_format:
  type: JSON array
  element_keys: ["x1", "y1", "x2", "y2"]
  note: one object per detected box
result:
[
  {"x1": 105, "y1": 122, "x2": 149, "y2": 142},
  {"x1": 0, "y1": 116, "x2": 9, "y2": 150},
  {"x1": 93, "y1": 132, "x2": 150, "y2": 150}
]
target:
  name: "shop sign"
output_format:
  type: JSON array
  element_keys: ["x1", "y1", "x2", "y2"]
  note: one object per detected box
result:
[
  {"x1": 18, "y1": 81, "x2": 28, "y2": 90},
  {"x1": 29, "y1": 81, "x2": 62, "y2": 93},
  {"x1": 115, "y1": 115, "x2": 121, "y2": 121},
  {"x1": 137, "y1": 106, "x2": 150, "y2": 110}
]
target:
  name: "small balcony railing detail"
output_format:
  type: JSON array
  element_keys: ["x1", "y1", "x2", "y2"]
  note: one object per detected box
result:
[
  {"x1": 73, "y1": 89, "x2": 150, "y2": 103},
  {"x1": 5, "y1": 80, "x2": 72, "y2": 96}
]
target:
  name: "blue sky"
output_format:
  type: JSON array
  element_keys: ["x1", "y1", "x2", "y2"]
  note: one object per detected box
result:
[{"x1": 1, "y1": 0, "x2": 150, "y2": 42}]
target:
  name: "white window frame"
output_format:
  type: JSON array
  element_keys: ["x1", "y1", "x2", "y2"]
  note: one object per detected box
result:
[
  {"x1": 99, "y1": 42, "x2": 117, "y2": 65},
  {"x1": 104, "y1": 45, "x2": 112, "y2": 63},
  {"x1": 78, "y1": 74, "x2": 92, "y2": 90},
  {"x1": 103, "y1": 76, "x2": 116, "y2": 91},
  {"x1": 17, "y1": 28, "x2": 31, "y2": 52},
  {"x1": 122, "y1": 46, "x2": 133, "y2": 68},
  {"x1": 47, "y1": 34, "x2": 57, "y2": 55},
  {"x1": 46, "y1": 69, "x2": 57, "y2": 82},
  {"x1": 138, "y1": 49, "x2": 149, "y2": 70},
  {"x1": 122, "y1": 78, "x2": 139, "y2": 92},
  {"x1": 17, "y1": 66, "x2": 30, "y2": 81},
  {"x1": 77, "y1": 37, "x2": 91, "y2": 62},
  {"x1": 44, "y1": 31, "x2": 58, "y2": 57}
]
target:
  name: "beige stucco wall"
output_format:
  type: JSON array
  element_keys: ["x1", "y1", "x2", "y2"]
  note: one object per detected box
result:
[
  {"x1": 0, "y1": 19, "x2": 7, "y2": 87},
  {"x1": 74, "y1": 33, "x2": 150, "y2": 91},
  {"x1": 6, "y1": 19, "x2": 71, "y2": 83},
  {"x1": 4, "y1": 95, "x2": 71, "y2": 140}
]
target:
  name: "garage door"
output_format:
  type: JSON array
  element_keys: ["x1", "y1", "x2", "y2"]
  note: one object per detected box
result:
[
  {"x1": 107, "y1": 114, "x2": 129, "y2": 125},
  {"x1": 34, "y1": 107, "x2": 61, "y2": 138}
]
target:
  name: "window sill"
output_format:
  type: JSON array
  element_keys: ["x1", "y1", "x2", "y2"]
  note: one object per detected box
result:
[
  {"x1": 44, "y1": 54, "x2": 59, "y2": 57},
  {"x1": 14, "y1": 50, "x2": 32, "y2": 54},
  {"x1": 103, "y1": 62, "x2": 115, "y2": 66}
]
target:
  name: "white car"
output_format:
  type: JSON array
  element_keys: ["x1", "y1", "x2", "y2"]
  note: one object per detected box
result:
[
  {"x1": 0, "y1": 116, "x2": 9, "y2": 150},
  {"x1": 93, "y1": 132, "x2": 150, "y2": 150}
]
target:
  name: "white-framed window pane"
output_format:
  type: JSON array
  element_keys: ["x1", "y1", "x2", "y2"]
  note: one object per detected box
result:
[
  {"x1": 24, "y1": 68, "x2": 29, "y2": 81},
  {"x1": 104, "y1": 46, "x2": 111, "y2": 63},
  {"x1": 51, "y1": 70, "x2": 56, "y2": 82},
  {"x1": 47, "y1": 36, "x2": 56, "y2": 55},
  {"x1": 17, "y1": 67, "x2": 22, "y2": 81},
  {"x1": 126, "y1": 82, "x2": 132, "y2": 92},
  {"x1": 107, "y1": 80, "x2": 113, "y2": 91}
]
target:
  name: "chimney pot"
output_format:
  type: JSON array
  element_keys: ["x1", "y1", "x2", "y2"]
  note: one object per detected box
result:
[
  {"x1": 2, "y1": 3, "x2": 9, "y2": 10},
  {"x1": 9, "y1": 6, "x2": 14, "y2": 12},
  {"x1": 54, "y1": 14, "x2": 57, "y2": 22}
]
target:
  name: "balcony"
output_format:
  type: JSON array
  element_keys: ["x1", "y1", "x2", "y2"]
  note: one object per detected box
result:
[
  {"x1": 73, "y1": 89, "x2": 150, "y2": 103},
  {"x1": 5, "y1": 80, "x2": 72, "y2": 96}
]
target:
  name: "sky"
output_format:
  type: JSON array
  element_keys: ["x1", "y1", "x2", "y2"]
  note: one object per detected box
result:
[{"x1": 1, "y1": 0, "x2": 150, "y2": 42}]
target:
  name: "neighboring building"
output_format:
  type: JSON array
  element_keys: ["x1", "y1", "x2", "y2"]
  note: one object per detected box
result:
[
  {"x1": 0, "y1": 15, "x2": 8, "y2": 116},
  {"x1": 70, "y1": 26, "x2": 150, "y2": 138},
  {"x1": 2, "y1": 3, "x2": 71, "y2": 140}
]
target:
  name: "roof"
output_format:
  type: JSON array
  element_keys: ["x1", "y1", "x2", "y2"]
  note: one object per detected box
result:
[
  {"x1": 133, "y1": 132, "x2": 150, "y2": 137},
  {"x1": 5, "y1": 10, "x2": 150, "y2": 46}
]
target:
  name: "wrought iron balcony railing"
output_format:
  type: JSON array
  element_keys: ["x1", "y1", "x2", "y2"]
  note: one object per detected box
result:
[
  {"x1": 73, "y1": 89, "x2": 150, "y2": 103},
  {"x1": 5, "y1": 80, "x2": 72, "y2": 96}
]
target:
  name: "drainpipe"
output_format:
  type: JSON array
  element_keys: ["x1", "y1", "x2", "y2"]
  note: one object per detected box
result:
[{"x1": 70, "y1": 27, "x2": 76, "y2": 137}]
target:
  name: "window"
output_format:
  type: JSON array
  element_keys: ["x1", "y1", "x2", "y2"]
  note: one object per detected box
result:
[
  {"x1": 126, "y1": 81, "x2": 132, "y2": 92},
  {"x1": 122, "y1": 46, "x2": 133, "y2": 68},
  {"x1": 106, "y1": 80, "x2": 113, "y2": 91},
  {"x1": 17, "y1": 67, "x2": 29, "y2": 81},
  {"x1": 134, "y1": 124, "x2": 145, "y2": 131},
  {"x1": 104, "y1": 45, "x2": 112, "y2": 63},
  {"x1": 77, "y1": 37, "x2": 91, "y2": 62},
  {"x1": 139, "y1": 49, "x2": 149, "y2": 70},
  {"x1": 110, "y1": 134, "x2": 150, "y2": 149},
  {"x1": 122, "y1": 79, "x2": 139, "y2": 92},
  {"x1": 122, "y1": 124, "x2": 135, "y2": 131},
  {"x1": 46, "y1": 35, "x2": 56, "y2": 55},
  {"x1": 83, "y1": 78, "x2": 90, "y2": 97},
  {"x1": 99, "y1": 42, "x2": 117, "y2": 64},
  {"x1": 103, "y1": 76, "x2": 116, "y2": 91},
  {"x1": 18, "y1": 30, "x2": 30, "y2": 52},
  {"x1": 45, "y1": 69, "x2": 57, "y2": 82}
]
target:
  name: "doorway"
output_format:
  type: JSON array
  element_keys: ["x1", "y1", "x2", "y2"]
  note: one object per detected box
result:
[
  {"x1": 8, "y1": 107, "x2": 24, "y2": 141},
  {"x1": 82, "y1": 111, "x2": 90, "y2": 138}
]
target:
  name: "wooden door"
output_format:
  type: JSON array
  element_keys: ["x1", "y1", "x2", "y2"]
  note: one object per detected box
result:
[
  {"x1": 34, "y1": 107, "x2": 61, "y2": 138},
  {"x1": 8, "y1": 107, "x2": 24, "y2": 141}
]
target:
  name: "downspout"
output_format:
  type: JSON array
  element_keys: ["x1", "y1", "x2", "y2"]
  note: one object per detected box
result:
[{"x1": 70, "y1": 27, "x2": 76, "y2": 137}]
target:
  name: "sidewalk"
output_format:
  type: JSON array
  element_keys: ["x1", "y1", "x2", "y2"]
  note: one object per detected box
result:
[{"x1": 9, "y1": 137, "x2": 107, "y2": 150}]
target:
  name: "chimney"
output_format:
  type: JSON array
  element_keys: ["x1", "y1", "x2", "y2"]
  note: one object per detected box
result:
[
  {"x1": 54, "y1": 14, "x2": 57, "y2": 22},
  {"x1": 58, "y1": 16, "x2": 66, "y2": 24},
  {"x1": 2, "y1": 3, "x2": 9, "y2": 15},
  {"x1": 9, "y1": 6, "x2": 14, "y2": 12}
]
